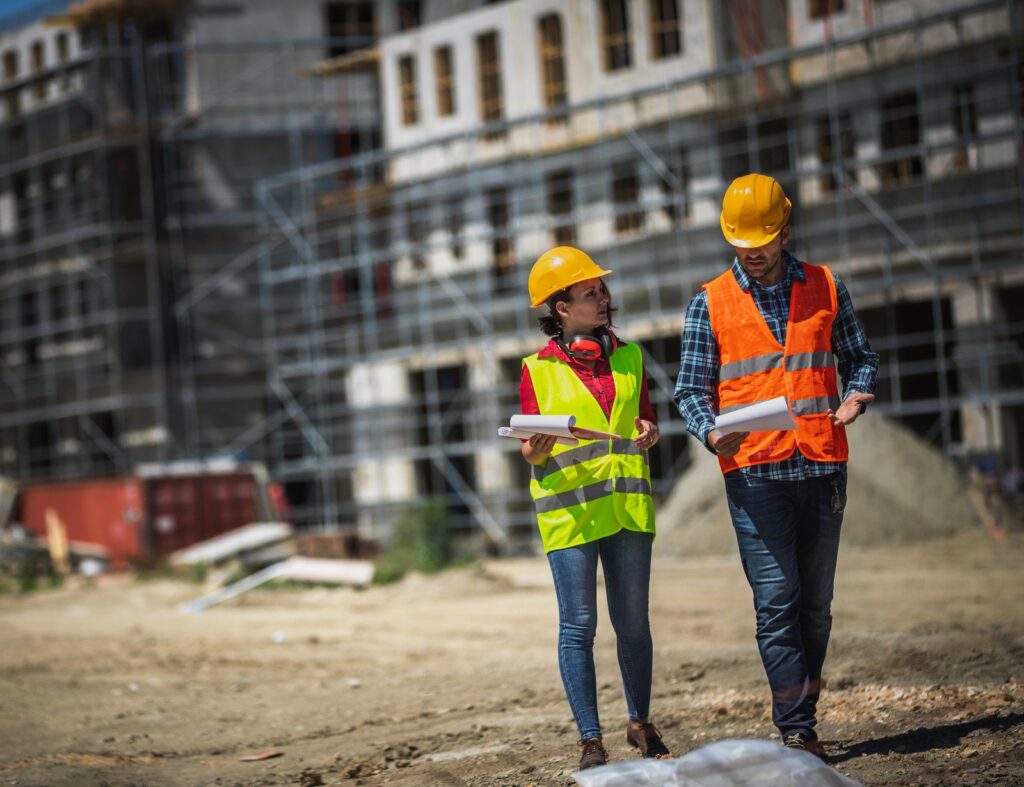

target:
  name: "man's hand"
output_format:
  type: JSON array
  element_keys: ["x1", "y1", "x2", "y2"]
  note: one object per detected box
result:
[
  {"x1": 633, "y1": 416, "x2": 659, "y2": 451},
  {"x1": 708, "y1": 428, "x2": 749, "y2": 458},
  {"x1": 522, "y1": 433, "x2": 558, "y2": 466},
  {"x1": 827, "y1": 392, "x2": 875, "y2": 427}
]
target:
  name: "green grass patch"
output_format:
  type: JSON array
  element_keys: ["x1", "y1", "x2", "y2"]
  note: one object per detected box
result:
[{"x1": 373, "y1": 497, "x2": 456, "y2": 585}]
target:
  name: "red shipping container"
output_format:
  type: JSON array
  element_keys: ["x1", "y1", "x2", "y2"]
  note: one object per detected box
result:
[
  {"x1": 20, "y1": 478, "x2": 145, "y2": 569},
  {"x1": 146, "y1": 473, "x2": 262, "y2": 557},
  {"x1": 19, "y1": 470, "x2": 270, "y2": 569}
]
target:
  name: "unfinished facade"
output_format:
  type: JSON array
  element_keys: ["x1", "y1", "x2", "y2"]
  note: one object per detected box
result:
[
  {"x1": 2, "y1": 0, "x2": 1022, "y2": 549},
  {"x1": 0, "y1": 0, "x2": 380, "y2": 493}
]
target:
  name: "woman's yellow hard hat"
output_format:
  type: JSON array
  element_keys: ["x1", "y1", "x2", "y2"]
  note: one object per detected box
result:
[
  {"x1": 528, "y1": 246, "x2": 612, "y2": 308},
  {"x1": 719, "y1": 173, "x2": 792, "y2": 248}
]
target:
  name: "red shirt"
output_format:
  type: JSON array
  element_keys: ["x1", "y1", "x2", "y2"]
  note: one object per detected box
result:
[{"x1": 519, "y1": 334, "x2": 657, "y2": 425}]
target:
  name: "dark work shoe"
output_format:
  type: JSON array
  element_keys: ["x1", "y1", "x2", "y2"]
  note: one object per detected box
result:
[
  {"x1": 578, "y1": 737, "x2": 607, "y2": 770},
  {"x1": 626, "y1": 720, "x2": 672, "y2": 758},
  {"x1": 783, "y1": 732, "x2": 827, "y2": 761}
]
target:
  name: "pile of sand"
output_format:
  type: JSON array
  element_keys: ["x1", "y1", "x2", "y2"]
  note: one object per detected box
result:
[{"x1": 655, "y1": 415, "x2": 983, "y2": 557}]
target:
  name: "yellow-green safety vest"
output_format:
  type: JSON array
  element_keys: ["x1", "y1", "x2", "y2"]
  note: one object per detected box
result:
[{"x1": 523, "y1": 342, "x2": 655, "y2": 552}]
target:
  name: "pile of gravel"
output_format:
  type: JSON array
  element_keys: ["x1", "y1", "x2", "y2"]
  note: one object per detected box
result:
[{"x1": 654, "y1": 415, "x2": 982, "y2": 557}]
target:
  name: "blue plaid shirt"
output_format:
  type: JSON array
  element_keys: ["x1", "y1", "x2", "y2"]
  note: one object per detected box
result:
[{"x1": 673, "y1": 252, "x2": 879, "y2": 480}]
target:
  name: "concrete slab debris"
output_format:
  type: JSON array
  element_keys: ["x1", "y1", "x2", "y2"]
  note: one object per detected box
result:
[
  {"x1": 180, "y1": 556, "x2": 374, "y2": 612},
  {"x1": 170, "y1": 522, "x2": 292, "y2": 567}
]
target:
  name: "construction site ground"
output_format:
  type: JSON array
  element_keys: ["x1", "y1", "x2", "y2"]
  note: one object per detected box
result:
[{"x1": 2, "y1": 528, "x2": 1022, "y2": 787}]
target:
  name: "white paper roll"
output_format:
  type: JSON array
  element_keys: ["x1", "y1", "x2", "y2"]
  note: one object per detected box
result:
[{"x1": 714, "y1": 397, "x2": 797, "y2": 434}]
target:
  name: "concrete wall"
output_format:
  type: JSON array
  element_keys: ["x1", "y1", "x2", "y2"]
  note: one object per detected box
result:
[
  {"x1": 794, "y1": 44, "x2": 1018, "y2": 210},
  {"x1": 347, "y1": 360, "x2": 417, "y2": 517},
  {"x1": 384, "y1": 118, "x2": 722, "y2": 286},
  {"x1": 0, "y1": 19, "x2": 83, "y2": 123},
  {"x1": 789, "y1": 0, "x2": 1008, "y2": 85},
  {"x1": 380, "y1": 0, "x2": 714, "y2": 179},
  {"x1": 187, "y1": 0, "x2": 377, "y2": 132}
]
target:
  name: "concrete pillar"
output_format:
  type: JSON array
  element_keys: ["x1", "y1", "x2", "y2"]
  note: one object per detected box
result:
[
  {"x1": 347, "y1": 360, "x2": 416, "y2": 539},
  {"x1": 468, "y1": 352, "x2": 513, "y2": 496},
  {"x1": 951, "y1": 282, "x2": 1005, "y2": 456}
]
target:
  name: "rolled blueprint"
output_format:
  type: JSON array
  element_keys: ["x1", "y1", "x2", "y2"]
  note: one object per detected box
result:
[
  {"x1": 509, "y1": 414, "x2": 577, "y2": 437},
  {"x1": 714, "y1": 396, "x2": 797, "y2": 434},
  {"x1": 498, "y1": 426, "x2": 578, "y2": 446},
  {"x1": 500, "y1": 414, "x2": 622, "y2": 444}
]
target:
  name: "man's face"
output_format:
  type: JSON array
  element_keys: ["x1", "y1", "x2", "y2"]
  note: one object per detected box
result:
[{"x1": 733, "y1": 226, "x2": 790, "y2": 285}]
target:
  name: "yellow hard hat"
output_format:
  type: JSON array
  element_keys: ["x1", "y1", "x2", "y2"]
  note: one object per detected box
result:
[
  {"x1": 719, "y1": 173, "x2": 792, "y2": 248},
  {"x1": 527, "y1": 246, "x2": 612, "y2": 308}
]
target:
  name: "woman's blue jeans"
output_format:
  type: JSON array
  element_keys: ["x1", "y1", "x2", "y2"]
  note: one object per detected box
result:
[
  {"x1": 547, "y1": 528, "x2": 654, "y2": 741},
  {"x1": 724, "y1": 469, "x2": 846, "y2": 740}
]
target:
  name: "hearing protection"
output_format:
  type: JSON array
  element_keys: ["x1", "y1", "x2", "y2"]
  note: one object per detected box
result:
[{"x1": 562, "y1": 326, "x2": 614, "y2": 361}]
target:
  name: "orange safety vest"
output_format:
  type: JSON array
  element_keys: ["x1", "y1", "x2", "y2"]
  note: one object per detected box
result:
[{"x1": 703, "y1": 261, "x2": 849, "y2": 474}]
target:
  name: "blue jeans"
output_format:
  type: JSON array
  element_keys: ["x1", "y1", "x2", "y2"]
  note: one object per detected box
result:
[
  {"x1": 547, "y1": 528, "x2": 654, "y2": 741},
  {"x1": 724, "y1": 469, "x2": 846, "y2": 740}
]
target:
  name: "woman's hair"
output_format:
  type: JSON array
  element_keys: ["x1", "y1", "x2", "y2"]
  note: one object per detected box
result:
[{"x1": 537, "y1": 279, "x2": 616, "y2": 336}]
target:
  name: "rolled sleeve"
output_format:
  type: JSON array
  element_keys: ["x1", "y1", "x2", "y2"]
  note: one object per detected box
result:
[
  {"x1": 832, "y1": 275, "x2": 879, "y2": 404},
  {"x1": 673, "y1": 290, "x2": 719, "y2": 451}
]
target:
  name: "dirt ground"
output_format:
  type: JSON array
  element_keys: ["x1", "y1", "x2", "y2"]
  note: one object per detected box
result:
[{"x1": 1, "y1": 528, "x2": 1023, "y2": 787}]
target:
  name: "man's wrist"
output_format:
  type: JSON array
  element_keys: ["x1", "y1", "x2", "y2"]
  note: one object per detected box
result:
[
  {"x1": 699, "y1": 424, "x2": 717, "y2": 454},
  {"x1": 843, "y1": 389, "x2": 872, "y2": 412}
]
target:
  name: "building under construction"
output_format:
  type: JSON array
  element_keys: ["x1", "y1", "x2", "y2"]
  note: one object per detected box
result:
[{"x1": 1, "y1": 0, "x2": 1022, "y2": 550}]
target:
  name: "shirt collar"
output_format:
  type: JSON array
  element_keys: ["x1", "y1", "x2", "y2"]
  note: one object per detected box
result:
[
  {"x1": 730, "y1": 250, "x2": 804, "y2": 293},
  {"x1": 536, "y1": 330, "x2": 626, "y2": 361}
]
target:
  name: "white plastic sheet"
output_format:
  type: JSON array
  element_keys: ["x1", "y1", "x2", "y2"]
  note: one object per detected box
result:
[{"x1": 572, "y1": 739, "x2": 862, "y2": 787}]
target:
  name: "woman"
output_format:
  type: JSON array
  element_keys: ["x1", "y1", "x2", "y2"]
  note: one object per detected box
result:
[{"x1": 520, "y1": 246, "x2": 670, "y2": 770}]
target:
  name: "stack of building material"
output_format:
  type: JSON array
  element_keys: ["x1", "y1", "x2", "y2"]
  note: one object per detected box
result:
[
  {"x1": 170, "y1": 522, "x2": 294, "y2": 569},
  {"x1": 294, "y1": 531, "x2": 377, "y2": 561},
  {"x1": 172, "y1": 522, "x2": 376, "y2": 612}
]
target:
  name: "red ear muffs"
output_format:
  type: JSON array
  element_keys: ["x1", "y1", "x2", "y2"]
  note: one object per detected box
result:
[
  {"x1": 565, "y1": 327, "x2": 613, "y2": 361},
  {"x1": 567, "y1": 336, "x2": 603, "y2": 361}
]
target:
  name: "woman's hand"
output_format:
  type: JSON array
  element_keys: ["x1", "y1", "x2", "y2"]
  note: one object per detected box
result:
[
  {"x1": 633, "y1": 417, "x2": 659, "y2": 451},
  {"x1": 522, "y1": 433, "x2": 558, "y2": 466}
]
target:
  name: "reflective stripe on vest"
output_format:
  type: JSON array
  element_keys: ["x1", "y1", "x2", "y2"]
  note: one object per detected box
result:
[
  {"x1": 533, "y1": 477, "x2": 653, "y2": 514},
  {"x1": 531, "y1": 438, "x2": 643, "y2": 483},
  {"x1": 523, "y1": 342, "x2": 655, "y2": 552},
  {"x1": 703, "y1": 262, "x2": 849, "y2": 474}
]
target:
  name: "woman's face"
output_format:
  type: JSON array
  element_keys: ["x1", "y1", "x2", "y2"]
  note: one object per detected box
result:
[{"x1": 558, "y1": 277, "x2": 610, "y2": 332}]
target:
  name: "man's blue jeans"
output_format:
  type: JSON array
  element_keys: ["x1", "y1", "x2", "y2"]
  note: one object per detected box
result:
[
  {"x1": 547, "y1": 528, "x2": 654, "y2": 741},
  {"x1": 724, "y1": 469, "x2": 846, "y2": 740}
]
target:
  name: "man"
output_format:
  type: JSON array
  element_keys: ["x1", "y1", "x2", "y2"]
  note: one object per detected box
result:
[{"x1": 673, "y1": 173, "x2": 878, "y2": 758}]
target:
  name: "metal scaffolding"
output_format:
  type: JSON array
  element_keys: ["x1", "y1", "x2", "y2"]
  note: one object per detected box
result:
[
  {"x1": 0, "y1": 12, "x2": 168, "y2": 480},
  {"x1": 3, "y1": 0, "x2": 1023, "y2": 549}
]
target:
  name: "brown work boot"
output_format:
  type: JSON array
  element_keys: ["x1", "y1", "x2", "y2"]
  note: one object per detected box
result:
[
  {"x1": 783, "y1": 732, "x2": 828, "y2": 761},
  {"x1": 578, "y1": 737, "x2": 607, "y2": 770},
  {"x1": 626, "y1": 719, "x2": 671, "y2": 758}
]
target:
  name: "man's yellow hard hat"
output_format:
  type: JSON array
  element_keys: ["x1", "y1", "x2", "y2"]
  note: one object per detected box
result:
[
  {"x1": 527, "y1": 246, "x2": 612, "y2": 308},
  {"x1": 719, "y1": 173, "x2": 792, "y2": 248}
]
